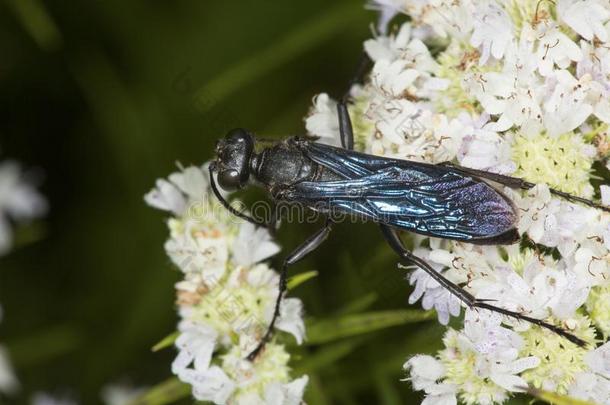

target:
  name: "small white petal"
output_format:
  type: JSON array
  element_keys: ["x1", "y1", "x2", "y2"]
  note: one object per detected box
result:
[{"x1": 276, "y1": 298, "x2": 306, "y2": 344}]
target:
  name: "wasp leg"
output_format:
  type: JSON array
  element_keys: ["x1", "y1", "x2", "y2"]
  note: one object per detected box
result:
[
  {"x1": 438, "y1": 161, "x2": 610, "y2": 213},
  {"x1": 247, "y1": 220, "x2": 334, "y2": 361},
  {"x1": 337, "y1": 52, "x2": 372, "y2": 151},
  {"x1": 338, "y1": 102, "x2": 355, "y2": 151},
  {"x1": 380, "y1": 224, "x2": 587, "y2": 347}
]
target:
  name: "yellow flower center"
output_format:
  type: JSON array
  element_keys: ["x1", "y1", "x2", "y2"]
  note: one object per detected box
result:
[{"x1": 512, "y1": 132, "x2": 594, "y2": 197}]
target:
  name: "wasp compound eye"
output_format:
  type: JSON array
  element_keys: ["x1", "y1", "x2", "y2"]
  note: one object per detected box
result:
[
  {"x1": 217, "y1": 169, "x2": 241, "y2": 191},
  {"x1": 226, "y1": 128, "x2": 249, "y2": 143}
]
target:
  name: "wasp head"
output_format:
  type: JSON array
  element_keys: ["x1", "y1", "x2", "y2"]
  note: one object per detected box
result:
[{"x1": 214, "y1": 128, "x2": 254, "y2": 190}]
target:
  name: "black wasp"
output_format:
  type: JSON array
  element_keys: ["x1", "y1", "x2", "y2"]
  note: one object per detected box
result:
[{"x1": 209, "y1": 55, "x2": 608, "y2": 361}]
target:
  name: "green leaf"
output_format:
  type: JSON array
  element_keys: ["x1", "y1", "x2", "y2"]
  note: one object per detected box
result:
[
  {"x1": 5, "y1": 0, "x2": 63, "y2": 52},
  {"x1": 287, "y1": 270, "x2": 319, "y2": 290},
  {"x1": 304, "y1": 374, "x2": 332, "y2": 405},
  {"x1": 294, "y1": 336, "x2": 369, "y2": 374},
  {"x1": 306, "y1": 309, "x2": 435, "y2": 345},
  {"x1": 11, "y1": 222, "x2": 47, "y2": 252},
  {"x1": 6, "y1": 325, "x2": 82, "y2": 367},
  {"x1": 127, "y1": 377, "x2": 190, "y2": 405},
  {"x1": 193, "y1": 2, "x2": 362, "y2": 109},
  {"x1": 334, "y1": 292, "x2": 378, "y2": 316},
  {"x1": 527, "y1": 388, "x2": 596, "y2": 405},
  {"x1": 151, "y1": 331, "x2": 179, "y2": 352},
  {"x1": 375, "y1": 371, "x2": 402, "y2": 405}
]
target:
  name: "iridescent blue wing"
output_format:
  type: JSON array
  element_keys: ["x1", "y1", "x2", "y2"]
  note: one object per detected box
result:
[{"x1": 285, "y1": 140, "x2": 519, "y2": 244}]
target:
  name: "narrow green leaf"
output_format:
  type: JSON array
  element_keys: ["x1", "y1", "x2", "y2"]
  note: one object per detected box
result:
[
  {"x1": 5, "y1": 0, "x2": 63, "y2": 52},
  {"x1": 193, "y1": 2, "x2": 362, "y2": 109},
  {"x1": 288, "y1": 270, "x2": 319, "y2": 290},
  {"x1": 6, "y1": 325, "x2": 82, "y2": 367},
  {"x1": 375, "y1": 371, "x2": 402, "y2": 405},
  {"x1": 294, "y1": 336, "x2": 368, "y2": 374},
  {"x1": 304, "y1": 374, "x2": 332, "y2": 405},
  {"x1": 527, "y1": 387, "x2": 595, "y2": 405},
  {"x1": 151, "y1": 331, "x2": 179, "y2": 352},
  {"x1": 8, "y1": 222, "x2": 47, "y2": 254},
  {"x1": 334, "y1": 292, "x2": 378, "y2": 316},
  {"x1": 127, "y1": 377, "x2": 190, "y2": 405},
  {"x1": 306, "y1": 309, "x2": 435, "y2": 345}
]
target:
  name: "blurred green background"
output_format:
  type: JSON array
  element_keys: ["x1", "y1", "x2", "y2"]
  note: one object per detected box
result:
[{"x1": 0, "y1": 1, "x2": 454, "y2": 404}]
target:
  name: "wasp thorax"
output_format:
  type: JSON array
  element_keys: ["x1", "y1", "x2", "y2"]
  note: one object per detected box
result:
[{"x1": 215, "y1": 128, "x2": 254, "y2": 190}]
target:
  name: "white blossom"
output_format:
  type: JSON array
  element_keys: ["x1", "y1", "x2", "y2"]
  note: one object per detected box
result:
[
  {"x1": 365, "y1": 0, "x2": 405, "y2": 34},
  {"x1": 463, "y1": 40, "x2": 545, "y2": 135},
  {"x1": 408, "y1": 254, "x2": 462, "y2": 325},
  {"x1": 406, "y1": 0, "x2": 475, "y2": 41},
  {"x1": 406, "y1": 311, "x2": 540, "y2": 404},
  {"x1": 364, "y1": 23, "x2": 413, "y2": 62},
  {"x1": 0, "y1": 157, "x2": 46, "y2": 398},
  {"x1": 456, "y1": 113, "x2": 516, "y2": 174},
  {"x1": 569, "y1": 372, "x2": 610, "y2": 404},
  {"x1": 0, "y1": 346, "x2": 18, "y2": 395},
  {"x1": 543, "y1": 70, "x2": 593, "y2": 137},
  {"x1": 521, "y1": 23, "x2": 582, "y2": 77},
  {"x1": 470, "y1": 1, "x2": 513, "y2": 65},
  {"x1": 569, "y1": 342, "x2": 610, "y2": 403},
  {"x1": 577, "y1": 40, "x2": 610, "y2": 123},
  {"x1": 510, "y1": 184, "x2": 559, "y2": 243},
  {"x1": 481, "y1": 256, "x2": 589, "y2": 322},
  {"x1": 147, "y1": 164, "x2": 308, "y2": 404},
  {"x1": 144, "y1": 178, "x2": 186, "y2": 216},
  {"x1": 0, "y1": 304, "x2": 17, "y2": 396},
  {"x1": 180, "y1": 339, "x2": 307, "y2": 405},
  {"x1": 172, "y1": 321, "x2": 217, "y2": 377},
  {"x1": 558, "y1": 0, "x2": 610, "y2": 42},
  {"x1": 459, "y1": 311, "x2": 540, "y2": 392},
  {"x1": 404, "y1": 355, "x2": 457, "y2": 405},
  {"x1": 231, "y1": 222, "x2": 280, "y2": 268},
  {"x1": 372, "y1": 59, "x2": 420, "y2": 98},
  {"x1": 585, "y1": 341, "x2": 610, "y2": 379},
  {"x1": 101, "y1": 383, "x2": 147, "y2": 405},
  {"x1": 305, "y1": 94, "x2": 341, "y2": 147},
  {"x1": 0, "y1": 161, "x2": 47, "y2": 255}
]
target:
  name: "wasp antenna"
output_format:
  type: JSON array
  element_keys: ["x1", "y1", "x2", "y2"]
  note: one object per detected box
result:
[{"x1": 208, "y1": 165, "x2": 266, "y2": 227}]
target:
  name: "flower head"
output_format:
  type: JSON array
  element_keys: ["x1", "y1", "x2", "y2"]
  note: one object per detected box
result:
[
  {"x1": 0, "y1": 160, "x2": 47, "y2": 255},
  {"x1": 520, "y1": 314, "x2": 597, "y2": 393},
  {"x1": 306, "y1": 0, "x2": 610, "y2": 402},
  {"x1": 147, "y1": 165, "x2": 307, "y2": 404},
  {"x1": 407, "y1": 311, "x2": 540, "y2": 405}
]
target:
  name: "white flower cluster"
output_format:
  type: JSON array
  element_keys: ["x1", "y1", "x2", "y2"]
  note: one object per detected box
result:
[
  {"x1": 0, "y1": 160, "x2": 47, "y2": 256},
  {"x1": 307, "y1": 1, "x2": 610, "y2": 403},
  {"x1": 146, "y1": 164, "x2": 308, "y2": 404},
  {"x1": 0, "y1": 156, "x2": 46, "y2": 398}
]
